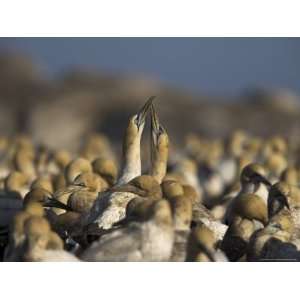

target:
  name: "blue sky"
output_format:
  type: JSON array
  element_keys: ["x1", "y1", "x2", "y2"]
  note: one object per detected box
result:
[{"x1": 0, "y1": 38, "x2": 299, "y2": 96}]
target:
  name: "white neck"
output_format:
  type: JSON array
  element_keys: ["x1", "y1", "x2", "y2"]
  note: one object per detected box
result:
[{"x1": 117, "y1": 134, "x2": 142, "y2": 185}]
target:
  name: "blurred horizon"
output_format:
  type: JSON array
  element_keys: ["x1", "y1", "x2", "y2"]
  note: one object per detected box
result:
[{"x1": 1, "y1": 37, "x2": 300, "y2": 97}]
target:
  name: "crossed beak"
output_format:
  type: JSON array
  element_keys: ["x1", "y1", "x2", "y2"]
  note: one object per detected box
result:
[{"x1": 136, "y1": 96, "x2": 156, "y2": 128}]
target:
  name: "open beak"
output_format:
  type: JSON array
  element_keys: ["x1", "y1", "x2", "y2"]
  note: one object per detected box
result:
[
  {"x1": 43, "y1": 197, "x2": 73, "y2": 211},
  {"x1": 136, "y1": 96, "x2": 156, "y2": 128},
  {"x1": 253, "y1": 173, "x2": 271, "y2": 187}
]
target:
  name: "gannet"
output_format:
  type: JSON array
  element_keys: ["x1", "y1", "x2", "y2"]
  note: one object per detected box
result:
[
  {"x1": 42, "y1": 171, "x2": 106, "y2": 217},
  {"x1": 65, "y1": 157, "x2": 93, "y2": 185},
  {"x1": 22, "y1": 187, "x2": 71, "y2": 213},
  {"x1": 169, "y1": 194, "x2": 192, "y2": 261},
  {"x1": 92, "y1": 157, "x2": 118, "y2": 187},
  {"x1": 22, "y1": 215, "x2": 79, "y2": 262},
  {"x1": 83, "y1": 96, "x2": 155, "y2": 229},
  {"x1": 13, "y1": 147, "x2": 36, "y2": 182},
  {"x1": 81, "y1": 200, "x2": 174, "y2": 262},
  {"x1": 4, "y1": 171, "x2": 29, "y2": 198},
  {"x1": 80, "y1": 133, "x2": 115, "y2": 162},
  {"x1": 224, "y1": 163, "x2": 271, "y2": 225},
  {"x1": 186, "y1": 223, "x2": 227, "y2": 262},
  {"x1": 247, "y1": 183, "x2": 296, "y2": 261},
  {"x1": 268, "y1": 182, "x2": 300, "y2": 239},
  {"x1": 31, "y1": 176, "x2": 54, "y2": 193},
  {"x1": 4, "y1": 202, "x2": 45, "y2": 261},
  {"x1": 117, "y1": 96, "x2": 155, "y2": 184},
  {"x1": 67, "y1": 172, "x2": 107, "y2": 213},
  {"x1": 161, "y1": 180, "x2": 191, "y2": 261},
  {"x1": 149, "y1": 103, "x2": 169, "y2": 184},
  {"x1": 0, "y1": 172, "x2": 27, "y2": 228},
  {"x1": 220, "y1": 166, "x2": 272, "y2": 260},
  {"x1": 181, "y1": 183, "x2": 227, "y2": 241}
]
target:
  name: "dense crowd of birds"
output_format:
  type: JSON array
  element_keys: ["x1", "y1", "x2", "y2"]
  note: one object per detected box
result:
[{"x1": 1, "y1": 96, "x2": 300, "y2": 262}]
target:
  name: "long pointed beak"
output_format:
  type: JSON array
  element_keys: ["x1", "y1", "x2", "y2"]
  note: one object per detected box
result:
[
  {"x1": 151, "y1": 103, "x2": 160, "y2": 135},
  {"x1": 150, "y1": 103, "x2": 159, "y2": 166},
  {"x1": 110, "y1": 184, "x2": 147, "y2": 197},
  {"x1": 43, "y1": 197, "x2": 73, "y2": 211},
  {"x1": 254, "y1": 173, "x2": 271, "y2": 187},
  {"x1": 136, "y1": 96, "x2": 156, "y2": 127}
]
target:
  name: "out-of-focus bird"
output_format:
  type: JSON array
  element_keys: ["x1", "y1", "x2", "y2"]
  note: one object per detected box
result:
[
  {"x1": 64, "y1": 157, "x2": 93, "y2": 185},
  {"x1": 22, "y1": 216, "x2": 79, "y2": 262},
  {"x1": 80, "y1": 200, "x2": 174, "y2": 261},
  {"x1": 221, "y1": 163, "x2": 271, "y2": 261},
  {"x1": 186, "y1": 222, "x2": 227, "y2": 262}
]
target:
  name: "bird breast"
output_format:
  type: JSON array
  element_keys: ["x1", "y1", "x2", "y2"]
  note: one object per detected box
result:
[{"x1": 141, "y1": 221, "x2": 174, "y2": 261}]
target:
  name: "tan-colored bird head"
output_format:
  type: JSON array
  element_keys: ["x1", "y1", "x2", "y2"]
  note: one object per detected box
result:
[
  {"x1": 23, "y1": 188, "x2": 52, "y2": 208},
  {"x1": 150, "y1": 103, "x2": 169, "y2": 184},
  {"x1": 264, "y1": 153, "x2": 287, "y2": 178},
  {"x1": 73, "y1": 171, "x2": 108, "y2": 192},
  {"x1": 14, "y1": 135, "x2": 34, "y2": 153},
  {"x1": 112, "y1": 175, "x2": 162, "y2": 200},
  {"x1": 280, "y1": 167, "x2": 298, "y2": 186},
  {"x1": 161, "y1": 180, "x2": 184, "y2": 199},
  {"x1": 13, "y1": 147, "x2": 36, "y2": 181},
  {"x1": 268, "y1": 182, "x2": 291, "y2": 219},
  {"x1": 51, "y1": 150, "x2": 72, "y2": 170},
  {"x1": 169, "y1": 195, "x2": 192, "y2": 231},
  {"x1": 240, "y1": 163, "x2": 271, "y2": 187},
  {"x1": 31, "y1": 176, "x2": 53, "y2": 193},
  {"x1": 81, "y1": 133, "x2": 112, "y2": 161},
  {"x1": 182, "y1": 184, "x2": 199, "y2": 204},
  {"x1": 4, "y1": 171, "x2": 28, "y2": 197},
  {"x1": 65, "y1": 158, "x2": 93, "y2": 184},
  {"x1": 178, "y1": 158, "x2": 198, "y2": 175},
  {"x1": 124, "y1": 96, "x2": 156, "y2": 145},
  {"x1": 124, "y1": 197, "x2": 155, "y2": 222},
  {"x1": 227, "y1": 130, "x2": 248, "y2": 157},
  {"x1": 92, "y1": 158, "x2": 118, "y2": 186},
  {"x1": 267, "y1": 136, "x2": 287, "y2": 155}
]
